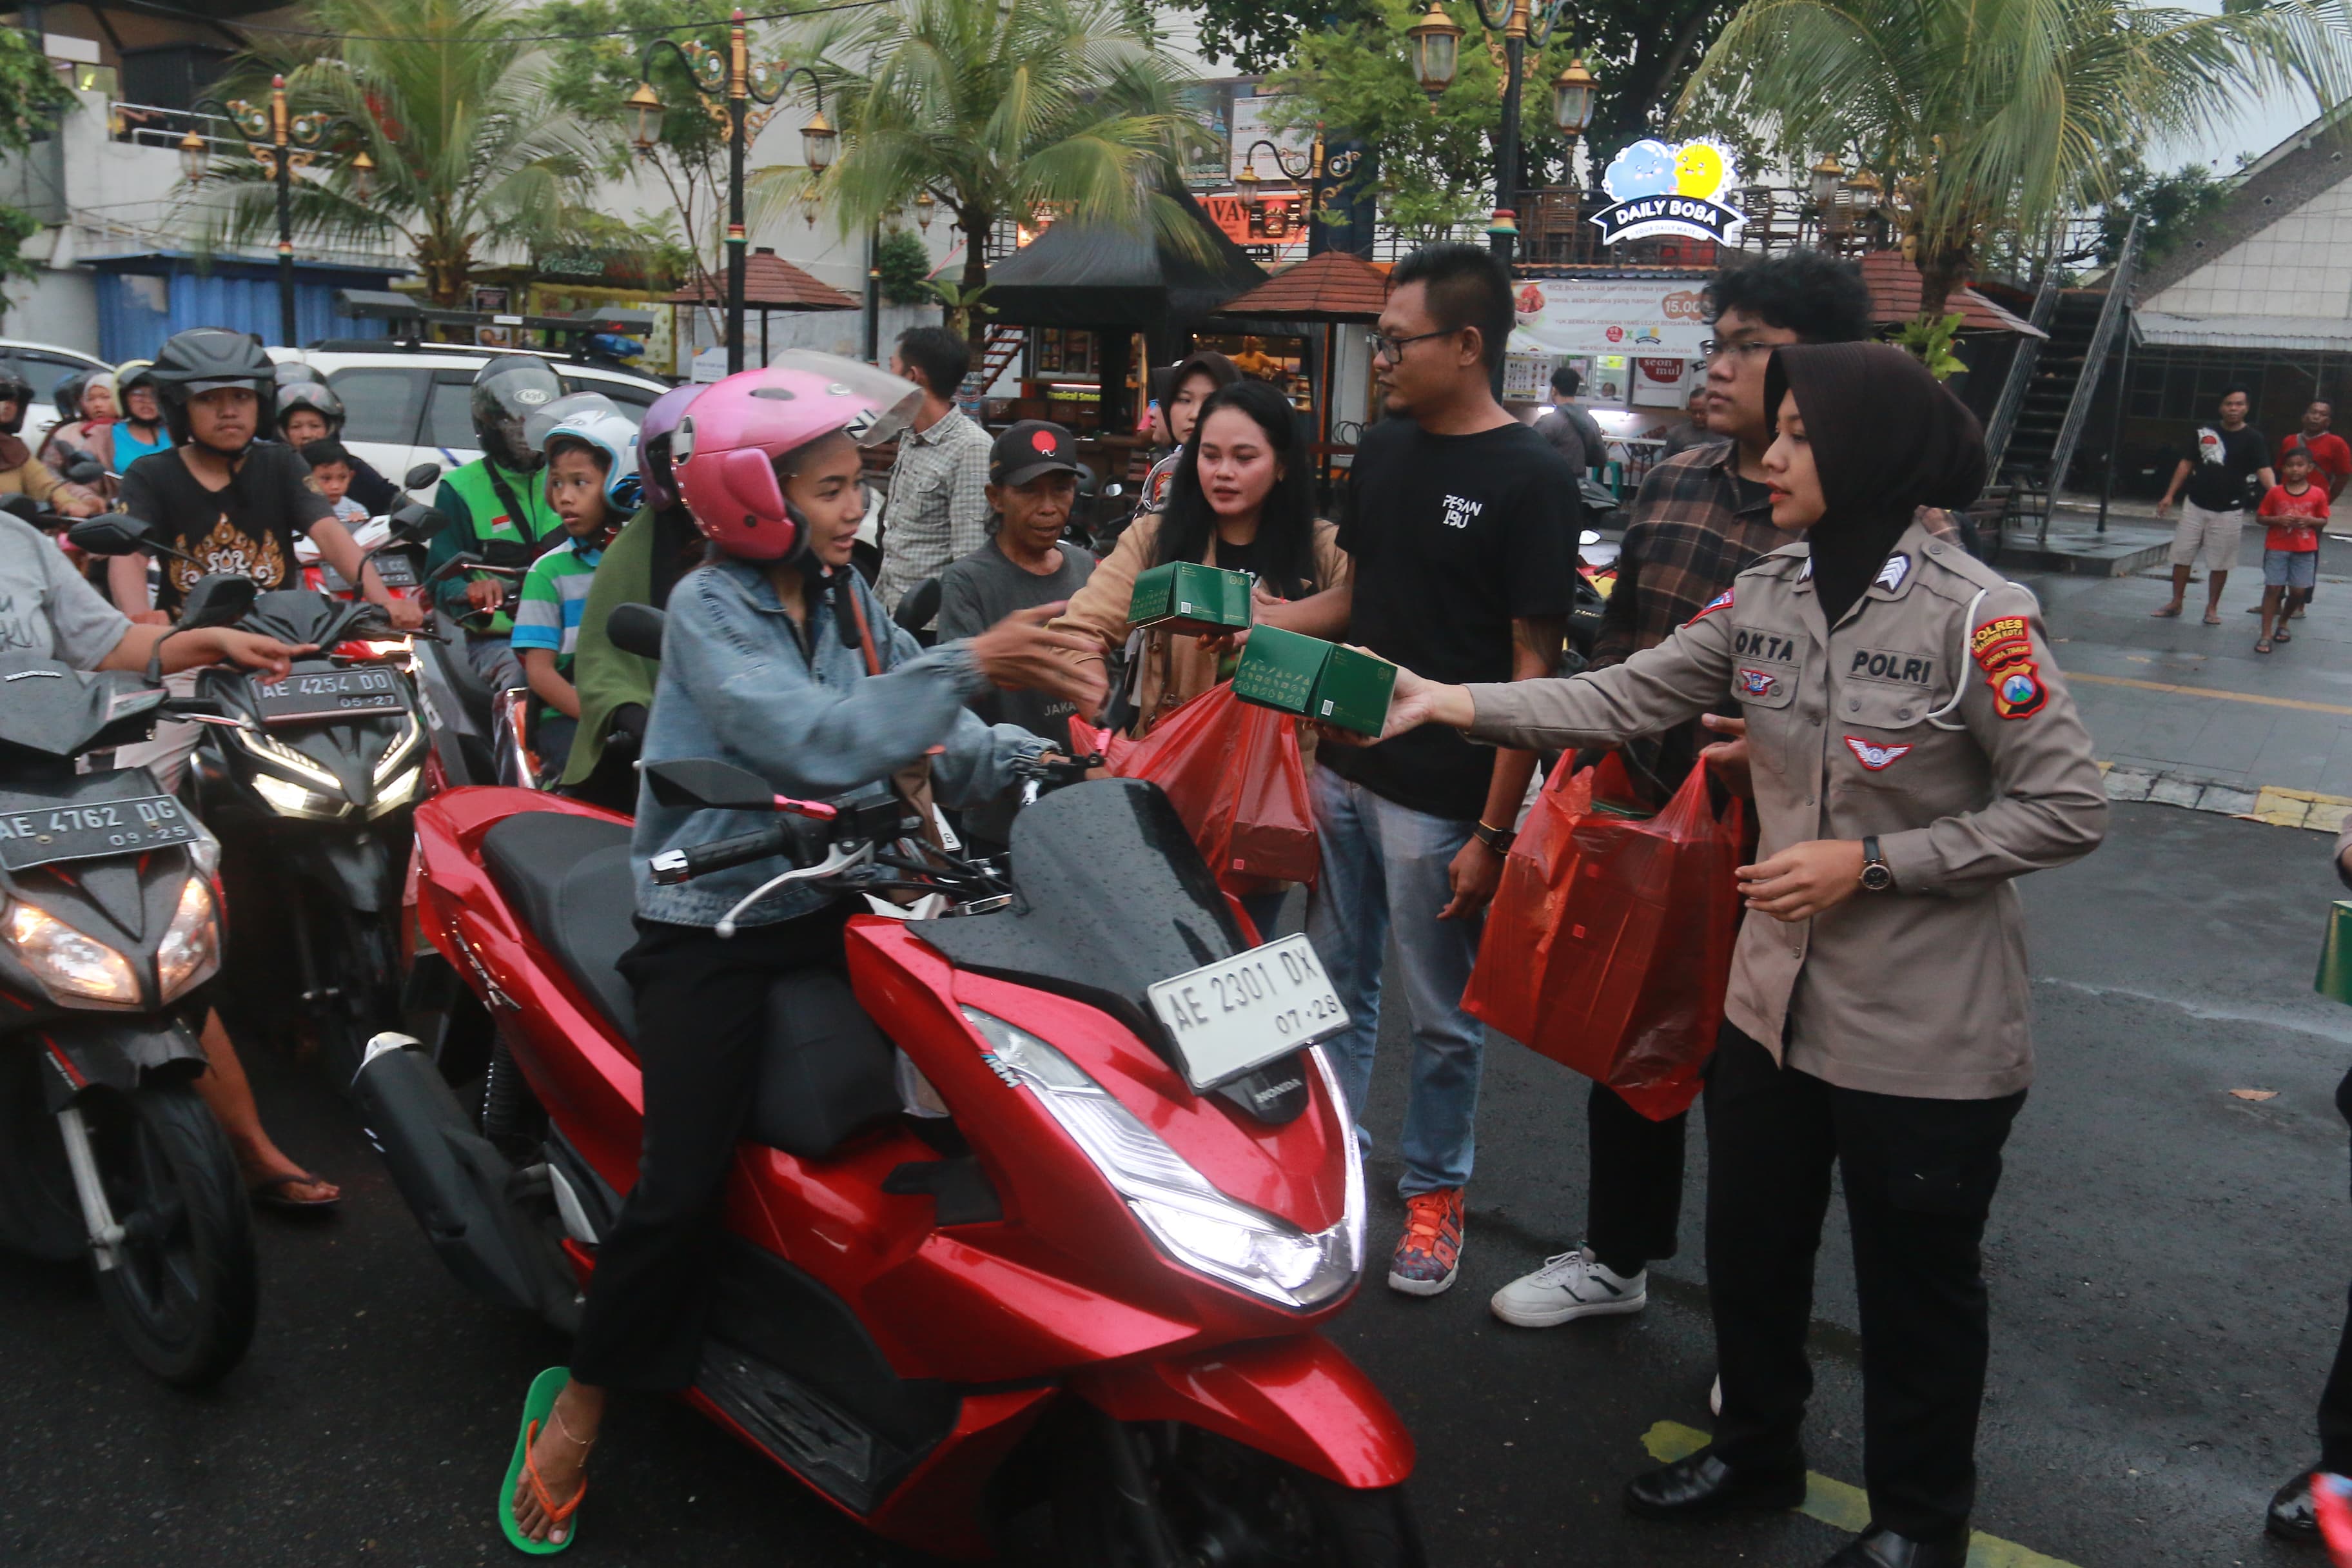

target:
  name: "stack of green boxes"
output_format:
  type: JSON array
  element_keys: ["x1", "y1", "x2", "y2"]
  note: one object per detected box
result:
[
  {"x1": 1127, "y1": 562, "x2": 1254, "y2": 638},
  {"x1": 1231, "y1": 625, "x2": 1397, "y2": 738}
]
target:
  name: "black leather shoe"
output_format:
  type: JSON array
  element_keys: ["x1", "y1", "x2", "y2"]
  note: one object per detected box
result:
[
  {"x1": 2269, "y1": 1467, "x2": 2321, "y2": 1541},
  {"x1": 1623, "y1": 1448, "x2": 1806, "y2": 1520},
  {"x1": 1823, "y1": 1525, "x2": 1970, "y2": 1567}
]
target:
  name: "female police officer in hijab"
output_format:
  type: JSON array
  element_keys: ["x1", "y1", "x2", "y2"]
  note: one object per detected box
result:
[{"x1": 1357, "y1": 342, "x2": 2107, "y2": 1568}]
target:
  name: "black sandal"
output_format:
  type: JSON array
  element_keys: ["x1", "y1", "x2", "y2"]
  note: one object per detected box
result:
[{"x1": 248, "y1": 1172, "x2": 342, "y2": 1212}]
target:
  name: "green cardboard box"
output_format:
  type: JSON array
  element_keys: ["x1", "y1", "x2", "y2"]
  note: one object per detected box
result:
[
  {"x1": 1232, "y1": 625, "x2": 1398, "y2": 737},
  {"x1": 1128, "y1": 562, "x2": 1253, "y2": 636}
]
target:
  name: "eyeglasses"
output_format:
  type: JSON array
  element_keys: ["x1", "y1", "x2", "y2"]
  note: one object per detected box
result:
[
  {"x1": 1370, "y1": 328, "x2": 1456, "y2": 362},
  {"x1": 1700, "y1": 338, "x2": 1776, "y2": 362}
]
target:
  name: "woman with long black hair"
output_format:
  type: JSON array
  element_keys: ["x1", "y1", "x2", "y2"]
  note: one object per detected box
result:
[{"x1": 1352, "y1": 342, "x2": 2108, "y2": 1568}]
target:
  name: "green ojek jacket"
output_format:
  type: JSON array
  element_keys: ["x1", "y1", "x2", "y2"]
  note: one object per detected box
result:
[{"x1": 425, "y1": 457, "x2": 565, "y2": 634}]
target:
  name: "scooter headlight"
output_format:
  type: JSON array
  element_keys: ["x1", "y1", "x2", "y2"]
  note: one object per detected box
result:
[
  {"x1": 231, "y1": 723, "x2": 342, "y2": 792},
  {"x1": 156, "y1": 876, "x2": 220, "y2": 1001},
  {"x1": 960, "y1": 1007, "x2": 1360, "y2": 1310},
  {"x1": 3, "y1": 899, "x2": 141, "y2": 1008},
  {"x1": 250, "y1": 772, "x2": 351, "y2": 820}
]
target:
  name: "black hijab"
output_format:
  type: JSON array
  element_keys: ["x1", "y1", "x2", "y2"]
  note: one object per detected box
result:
[{"x1": 1763, "y1": 342, "x2": 1986, "y2": 626}]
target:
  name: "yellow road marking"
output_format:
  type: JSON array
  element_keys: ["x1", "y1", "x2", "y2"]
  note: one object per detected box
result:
[
  {"x1": 1640, "y1": 1420, "x2": 2082, "y2": 1568},
  {"x1": 2067, "y1": 670, "x2": 2352, "y2": 717}
]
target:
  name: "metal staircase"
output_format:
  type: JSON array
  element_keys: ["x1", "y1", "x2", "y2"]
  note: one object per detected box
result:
[
  {"x1": 1997, "y1": 216, "x2": 2142, "y2": 493},
  {"x1": 961, "y1": 327, "x2": 1024, "y2": 400}
]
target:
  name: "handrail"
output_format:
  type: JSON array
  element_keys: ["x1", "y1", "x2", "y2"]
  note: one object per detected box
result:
[
  {"x1": 1982, "y1": 257, "x2": 2065, "y2": 480},
  {"x1": 2042, "y1": 213, "x2": 2141, "y2": 507}
]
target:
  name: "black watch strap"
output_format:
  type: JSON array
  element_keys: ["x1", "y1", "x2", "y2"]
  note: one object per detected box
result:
[
  {"x1": 1860, "y1": 835, "x2": 1894, "y2": 891},
  {"x1": 1473, "y1": 819, "x2": 1515, "y2": 854}
]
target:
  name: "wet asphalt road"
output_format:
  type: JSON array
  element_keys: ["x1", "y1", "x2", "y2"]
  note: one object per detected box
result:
[{"x1": 3, "y1": 799, "x2": 2348, "y2": 1567}]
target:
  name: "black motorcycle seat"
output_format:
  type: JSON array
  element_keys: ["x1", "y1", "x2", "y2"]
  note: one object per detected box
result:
[
  {"x1": 480, "y1": 812, "x2": 639, "y2": 1037},
  {"x1": 479, "y1": 811, "x2": 900, "y2": 1161}
]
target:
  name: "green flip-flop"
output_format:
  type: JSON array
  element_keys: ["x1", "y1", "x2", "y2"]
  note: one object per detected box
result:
[{"x1": 500, "y1": 1366, "x2": 584, "y2": 1555}]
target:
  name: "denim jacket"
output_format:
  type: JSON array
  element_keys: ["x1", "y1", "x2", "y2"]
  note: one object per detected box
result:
[{"x1": 631, "y1": 555, "x2": 1046, "y2": 927}]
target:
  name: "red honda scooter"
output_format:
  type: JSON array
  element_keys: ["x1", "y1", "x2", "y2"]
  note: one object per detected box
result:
[{"x1": 355, "y1": 756, "x2": 1420, "y2": 1563}]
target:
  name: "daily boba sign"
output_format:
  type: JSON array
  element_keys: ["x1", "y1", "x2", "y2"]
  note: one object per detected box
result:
[{"x1": 1589, "y1": 138, "x2": 1747, "y2": 247}]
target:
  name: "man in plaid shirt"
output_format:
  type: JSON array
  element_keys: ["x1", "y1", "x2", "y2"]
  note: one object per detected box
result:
[
  {"x1": 877, "y1": 326, "x2": 994, "y2": 617},
  {"x1": 1491, "y1": 250, "x2": 1952, "y2": 1342}
]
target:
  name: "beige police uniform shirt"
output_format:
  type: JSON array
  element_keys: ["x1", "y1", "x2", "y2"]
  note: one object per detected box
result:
[{"x1": 1464, "y1": 518, "x2": 2108, "y2": 1100}]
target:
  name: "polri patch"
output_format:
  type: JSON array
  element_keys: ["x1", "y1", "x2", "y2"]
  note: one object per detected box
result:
[
  {"x1": 1969, "y1": 616, "x2": 2032, "y2": 671},
  {"x1": 1847, "y1": 647, "x2": 1937, "y2": 686},
  {"x1": 1988, "y1": 662, "x2": 2047, "y2": 721},
  {"x1": 1843, "y1": 735, "x2": 1914, "y2": 770}
]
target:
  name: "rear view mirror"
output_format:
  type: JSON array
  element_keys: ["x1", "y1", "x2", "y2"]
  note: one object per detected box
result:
[
  {"x1": 403, "y1": 462, "x2": 444, "y2": 491},
  {"x1": 645, "y1": 758, "x2": 774, "y2": 812},
  {"x1": 387, "y1": 502, "x2": 446, "y2": 544},
  {"x1": 0, "y1": 494, "x2": 39, "y2": 520},
  {"x1": 67, "y1": 514, "x2": 148, "y2": 555},
  {"x1": 606, "y1": 602, "x2": 667, "y2": 660},
  {"x1": 62, "y1": 454, "x2": 104, "y2": 485},
  {"x1": 177, "y1": 574, "x2": 257, "y2": 631}
]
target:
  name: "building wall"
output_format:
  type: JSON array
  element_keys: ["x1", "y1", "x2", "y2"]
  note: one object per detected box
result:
[
  {"x1": 0, "y1": 268, "x2": 99, "y2": 353},
  {"x1": 2141, "y1": 172, "x2": 2352, "y2": 320}
]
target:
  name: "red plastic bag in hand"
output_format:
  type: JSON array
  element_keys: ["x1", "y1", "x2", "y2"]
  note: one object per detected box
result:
[
  {"x1": 1082, "y1": 685, "x2": 1318, "y2": 890},
  {"x1": 1462, "y1": 756, "x2": 1743, "y2": 1120}
]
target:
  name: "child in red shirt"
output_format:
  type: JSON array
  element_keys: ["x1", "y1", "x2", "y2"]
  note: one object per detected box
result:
[{"x1": 2258, "y1": 444, "x2": 2329, "y2": 652}]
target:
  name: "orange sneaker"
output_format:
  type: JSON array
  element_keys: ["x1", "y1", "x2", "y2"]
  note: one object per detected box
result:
[{"x1": 1387, "y1": 1187, "x2": 1465, "y2": 1296}]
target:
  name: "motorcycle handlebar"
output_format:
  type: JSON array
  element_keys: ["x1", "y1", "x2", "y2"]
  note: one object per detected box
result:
[{"x1": 648, "y1": 824, "x2": 794, "y2": 885}]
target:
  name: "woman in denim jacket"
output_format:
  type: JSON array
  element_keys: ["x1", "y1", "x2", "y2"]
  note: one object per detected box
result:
[{"x1": 505, "y1": 357, "x2": 1105, "y2": 1551}]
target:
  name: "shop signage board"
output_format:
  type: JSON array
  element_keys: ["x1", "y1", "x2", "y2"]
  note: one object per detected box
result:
[
  {"x1": 1589, "y1": 139, "x2": 1747, "y2": 247},
  {"x1": 1507, "y1": 277, "x2": 1710, "y2": 360}
]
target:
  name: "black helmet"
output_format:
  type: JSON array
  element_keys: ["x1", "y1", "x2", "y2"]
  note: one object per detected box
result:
[
  {"x1": 48, "y1": 370, "x2": 88, "y2": 425},
  {"x1": 471, "y1": 356, "x2": 564, "y2": 472},
  {"x1": 276, "y1": 380, "x2": 346, "y2": 436},
  {"x1": 0, "y1": 369, "x2": 31, "y2": 436},
  {"x1": 150, "y1": 328, "x2": 273, "y2": 451},
  {"x1": 115, "y1": 359, "x2": 157, "y2": 412},
  {"x1": 273, "y1": 358, "x2": 317, "y2": 387}
]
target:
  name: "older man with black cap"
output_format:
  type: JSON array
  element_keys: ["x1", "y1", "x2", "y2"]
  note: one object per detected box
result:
[{"x1": 936, "y1": 420, "x2": 1098, "y2": 843}]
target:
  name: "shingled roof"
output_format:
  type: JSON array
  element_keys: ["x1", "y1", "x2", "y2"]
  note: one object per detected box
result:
[
  {"x1": 665, "y1": 248, "x2": 859, "y2": 311},
  {"x1": 2134, "y1": 108, "x2": 2352, "y2": 301}
]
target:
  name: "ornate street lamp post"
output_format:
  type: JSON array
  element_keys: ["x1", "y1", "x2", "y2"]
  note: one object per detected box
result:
[
  {"x1": 181, "y1": 75, "x2": 373, "y2": 346},
  {"x1": 631, "y1": 10, "x2": 833, "y2": 373},
  {"x1": 1405, "y1": 0, "x2": 1591, "y2": 266},
  {"x1": 1233, "y1": 125, "x2": 1328, "y2": 248}
]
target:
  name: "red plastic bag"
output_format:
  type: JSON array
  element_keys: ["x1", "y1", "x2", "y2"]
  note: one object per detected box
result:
[
  {"x1": 1462, "y1": 756, "x2": 1743, "y2": 1120},
  {"x1": 1073, "y1": 685, "x2": 1318, "y2": 890}
]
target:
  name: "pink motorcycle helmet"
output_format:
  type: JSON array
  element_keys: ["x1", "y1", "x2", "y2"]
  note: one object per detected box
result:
[
  {"x1": 672, "y1": 352, "x2": 922, "y2": 561},
  {"x1": 635, "y1": 382, "x2": 701, "y2": 513}
]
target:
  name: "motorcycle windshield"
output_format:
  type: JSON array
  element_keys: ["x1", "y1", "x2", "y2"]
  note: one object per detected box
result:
[
  {"x1": 0, "y1": 654, "x2": 164, "y2": 763},
  {"x1": 911, "y1": 779, "x2": 1245, "y2": 1054}
]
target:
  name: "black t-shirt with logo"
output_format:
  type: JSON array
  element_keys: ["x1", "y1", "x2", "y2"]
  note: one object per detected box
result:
[
  {"x1": 1323, "y1": 416, "x2": 1578, "y2": 820},
  {"x1": 2182, "y1": 422, "x2": 2269, "y2": 513},
  {"x1": 118, "y1": 443, "x2": 335, "y2": 613}
]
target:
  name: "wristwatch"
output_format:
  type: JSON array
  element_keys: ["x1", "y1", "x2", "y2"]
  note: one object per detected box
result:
[
  {"x1": 1859, "y1": 835, "x2": 1894, "y2": 892},
  {"x1": 1473, "y1": 820, "x2": 1516, "y2": 855}
]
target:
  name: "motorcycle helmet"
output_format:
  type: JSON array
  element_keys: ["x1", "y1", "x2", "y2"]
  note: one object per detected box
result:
[
  {"x1": 48, "y1": 370, "x2": 88, "y2": 425},
  {"x1": 636, "y1": 382, "x2": 700, "y2": 513},
  {"x1": 673, "y1": 352, "x2": 919, "y2": 562},
  {"x1": 79, "y1": 371, "x2": 119, "y2": 420},
  {"x1": 0, "y1": 369, "x2": 32, "y2": 435},
  {"x1": 527, "y1": 391, "x2": 642, "y2": 513},
  {"x1": 272, "y1": 357, "x2": 320, "y2": 389},
  {"x1": 275, "y1": 379, "x2": 347, "y2": 438},
  {"x1": 469, "y1": 357, "x2": 564, "y2": 473},
  {"x1": 149, "y1": 328, "x2": 275, "y2": 453}
]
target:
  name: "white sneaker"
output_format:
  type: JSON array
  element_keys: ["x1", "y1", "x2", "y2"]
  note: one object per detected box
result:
[{"x1": 1488, "y1": 1245, "x2": 1647, "y2": 1328}]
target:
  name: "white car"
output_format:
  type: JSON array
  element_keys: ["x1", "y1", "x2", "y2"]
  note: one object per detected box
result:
[
  {"x1": 265, "y1": 345, "x2": 671, "y2": 496},
  {"x1": 0, "y1": 338, "x2": 112, "y2": 447}
]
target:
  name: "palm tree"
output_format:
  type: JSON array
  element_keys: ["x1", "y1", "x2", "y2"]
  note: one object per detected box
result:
[
  {"x1": 792, "y1": 0, "x2": 1201, "y2": 339},
  {"x1": 1682, "y1": 0, "x2": 2352, "y2": 316},
  {"x1": 188, "y1": 0, "x2": 605, "y2": 307}
]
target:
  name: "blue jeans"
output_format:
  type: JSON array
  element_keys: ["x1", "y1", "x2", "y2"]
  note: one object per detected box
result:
[{"x1": 1306, "y1": 766, "x2": 1485, "y2": 1197}]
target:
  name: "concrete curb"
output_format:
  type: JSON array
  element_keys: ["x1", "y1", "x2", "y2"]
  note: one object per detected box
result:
[{"x1": 2099, "y1": 762, "x2": 2352, "y2": 833}]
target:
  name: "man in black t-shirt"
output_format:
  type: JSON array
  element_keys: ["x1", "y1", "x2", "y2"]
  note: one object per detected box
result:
[
  {"x1": 2153, "y1": 385, "x2": 2274, "y2": 624},
  {"x1": 1308, "y1": 244, "x2": 1576, "y2": 1297}
]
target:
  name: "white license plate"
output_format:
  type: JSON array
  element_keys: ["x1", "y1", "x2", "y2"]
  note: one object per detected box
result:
[{"x1": 1146, "y1": 933, "x2": 1349, "y2": 1092}]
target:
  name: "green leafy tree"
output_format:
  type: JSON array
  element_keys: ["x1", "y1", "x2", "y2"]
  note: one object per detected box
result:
[
  {"x1": 2097, "y1": 154, "x2": 2232, "y2": 267},
  {"x1": 874, "y1": 228, "x2": 936, "y2": 305},
  {"x1": 0, "y1": 29, "x2": 72, "y2": 292},
  {"x1": 1681, "y1": 0, "x2": 2352, "y2": 318},
  {"x1": 1188, "y1": 0, "x2": 1734, "y2": 158},
  {"x1": 189, "y1": 0, "x2": 607, "y2": 306},
  {"x1": 792, "y1": 0, "x2": 1201, "y2": 341},
  {"x1": 1264, "y1": 0, "x2": 1591, "y2": 237}
]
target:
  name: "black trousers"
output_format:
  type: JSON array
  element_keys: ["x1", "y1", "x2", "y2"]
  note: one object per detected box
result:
[
  {"x1": 1705, "y1": 1024, "x2": 2025, "y2": 1542},
  {"x1": 2316, "y1": 1067, "x2": 2352, "y2": 1472},
  {"x1": 1586, "y1": 1079, "x2": 1688, "y2": 1269},
  {"x1": 569, "y1": 906, "x2": 850, "y2": 1393}
]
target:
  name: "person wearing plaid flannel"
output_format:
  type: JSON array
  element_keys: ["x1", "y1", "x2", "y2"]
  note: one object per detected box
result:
[{"x1": 876, "y1": 326, "x2": 994, "y2": 618}]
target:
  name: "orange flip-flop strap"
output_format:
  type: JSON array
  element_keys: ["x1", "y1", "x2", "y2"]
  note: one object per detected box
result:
[{"x1": 522, "y1": 1418, "x2": 588, "y2": 1525}]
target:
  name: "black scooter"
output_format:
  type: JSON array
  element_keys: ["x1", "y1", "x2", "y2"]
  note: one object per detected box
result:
[
  {"x1": 75, "y1": 509, "x2": 444, "y2": 1090},
  {"x1": 0, "y1": 548, "x2": 260, "y2": 1386}
]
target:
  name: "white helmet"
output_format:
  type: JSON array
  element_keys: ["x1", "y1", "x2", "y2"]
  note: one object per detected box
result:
[{"x1": 527, "y1": 391, "x2": 642, "y2": 512}]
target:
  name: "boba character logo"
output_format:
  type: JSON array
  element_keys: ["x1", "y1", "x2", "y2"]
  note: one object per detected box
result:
[{"x1": 1591, "y1": 137, "x2": 1748, "y2": 247}]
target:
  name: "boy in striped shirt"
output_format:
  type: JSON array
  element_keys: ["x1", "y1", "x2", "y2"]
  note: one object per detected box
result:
[{"x1": 513, "y1": 408, "x2": 637, "y2": 778}]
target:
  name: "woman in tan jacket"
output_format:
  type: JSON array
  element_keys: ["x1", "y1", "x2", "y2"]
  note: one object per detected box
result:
[{"x1": 1054, "y1": 378, "x2": 1351, "y2": 930}]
